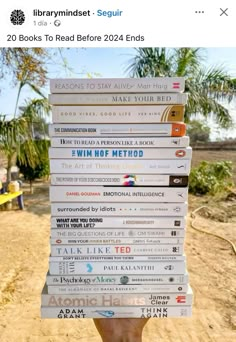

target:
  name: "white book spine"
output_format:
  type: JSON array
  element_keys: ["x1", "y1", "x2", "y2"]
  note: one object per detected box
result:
[
  {"x1": 50, "y1": 229, "x2": 185, "y2": 239},
  {"x1": 46, "y1": 284, "x2": 188, "y2": 294},
  {"x1": 50, "y1": 174, "x2": 189, "y2": 187},
  {"x1": 51, "y1": 202, "x2": 188, "y2": 217},
  {"x1": 49, "y1": 186, "x2": 188, "y2": 203},
  {"x1": 49, "y1": 159, "x2": 191, "y2": 175},
  {"x1": 50, "y1": 136, "x2": 190, "y2": 148},
  {"x1": 41, "y1": 293, "x2": 192, "y2": 308},
  {"x1": 49, "y1": 93, "x2": 188, "y2": 105},
  {"x1": 51, "y1": 216, "x2": 186, "y2": 229},
  {"x1": 50, "y1": 244, "x2": 184, "y2": 256},
  {"x1": 50, "y1": 237, "x2": 184, "y2": 245},
  {"x1": 50, "y1": 77, "x2": 185, "y2": 93},
  {"x1": 46, "y1": 273, "x2": 189, "y2": 285},
  {"x1": 49, "y1": 147, "x2": 192, "y2": 160},
  {"x1": 49, "y1": 261, "x2": 186, "y2": 275},
  {"x1": 51, "y1": 105, "x2": 185, "y2": 123},
  {"x1": 41, "y1": 305, "x2": 192, "y2": 318},
  {"x1": 49, "y1": 255, "x2": 186, "y2": 262},
  {"x1": 48, "y1": 123, "x2": 186, "y2": 137},
  {"x1": 41, "y1": 287, "x2": 192, "y2": 306}
]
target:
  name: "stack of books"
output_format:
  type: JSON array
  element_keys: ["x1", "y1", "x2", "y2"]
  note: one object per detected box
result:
[{"x1": 41, "y1": 77, "x2": 193, "y2": 319}]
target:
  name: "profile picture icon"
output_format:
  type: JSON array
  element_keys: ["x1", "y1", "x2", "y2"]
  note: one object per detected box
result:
[{"x1": 10, "y1": 10, "x2": 25, "y2": 25}]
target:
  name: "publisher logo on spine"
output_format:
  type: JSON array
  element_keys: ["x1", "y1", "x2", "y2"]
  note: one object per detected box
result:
[
  {"x1": 10, "y1": 10, "x2": 25, "y2": 25},
  {"x1": 172, "y1": 82, "x2": 180, "y2": 89},
  {"x1": 120, "y1": 276, "x2": 129, "y2": 285},
  {"x1": 174, "y1": 220, "x2": 181, "y2": 227},
  {"x1": 175, "y1": 150, "x2": 186, "y2": 157},
  {"x1": 176, "y1": 295, "x2": 186, "y2": 303},
  {"x1": 95, "y1": 310, "x2": 115, "y2": 318},
  {"x1": 123, "y1": 175, "x2": 136, "y2": 186}
]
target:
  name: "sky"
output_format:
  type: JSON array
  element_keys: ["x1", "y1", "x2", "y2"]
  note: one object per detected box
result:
[{"x1": 0, "y1": 47, "x2": 236, "y2": 139}]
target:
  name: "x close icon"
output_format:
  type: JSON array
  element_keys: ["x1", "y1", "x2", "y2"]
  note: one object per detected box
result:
[{"x1": 220, "y1": 8, "x2": 229, "y2": 16}]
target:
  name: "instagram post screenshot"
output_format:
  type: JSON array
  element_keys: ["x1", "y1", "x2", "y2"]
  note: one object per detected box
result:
[{"x1": 0, "y1": 1, "x2": 235, "y2": 341}]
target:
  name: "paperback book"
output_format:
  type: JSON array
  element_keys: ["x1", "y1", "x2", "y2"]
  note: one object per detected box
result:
[
  {"x1": 46, "y1": 283, "x2": 188, "y2": 294},
  {"x1": 50, "y1": 159, "x2": 191, "y2": 175},
  {"x1": 50, "y1": 77, "x2": 185, "y2": 93},
  {"x1": 49, "y1": 260, "x2": 186, "y2": 275},
  {"x1": 51, "y1": 202, "x2": 188, "y2": 217},
  {"x1": 49, "y1": 93, "x2": 188, "y2": 105},
  {"x1": 51, "y1": 216, "x2": 186, "y2": 229},
  {"x1": 46, "y1": 273, "x2": 189, "y2": 286},
  {"x1": 41, "y1": 285, "x2": 193, "y2": 306},
  {"x1": 51, "y1": 105, "x2": 185, "y2": 123},
  {"x1": 50, "y1": 174, "x2": 189, "y2": 187},
  {"x1": 48, "y1": 147, "x2": 192, "y2": 160},
  {"x1": 49, "y1": 255, "x2": 186, "y2": 262},
  {"x1": 50, "y1": 237, "x2": 184, "y2": 245},
  {"x1": 49, "y1": 186, "x2": 188, "y2": 203},
  {"x1": 50, "y1": 228, "x2": 186, "y2": 239},
  {"x1": 50, "y1": 244, "x2": 184, "y2": 256},
  {"x1": 49, "y1": 122, "x2": 186, "y2": 137},
  {"x1": 41, "y1": 305, "x2": 192, "y2": 319},
  {"x1": 50, "y1": 136, "x2": 190, "y2": 148}
]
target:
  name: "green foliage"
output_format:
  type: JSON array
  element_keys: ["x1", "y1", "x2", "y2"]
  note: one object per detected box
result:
[
  {"x1": 187, "y1": 120, "x2": 211, "y2": 144},
  {"x1": 230, "y1": 78, "x2": 236, "y2": 90},
  {"x1": 17, "y1": 159, "x2": 49, "y2": 181},
  {"x1": 0, "y1": 114, "x2": 35, "y2": 170},
  {"x1": 0, "y1": 97, "x2": 50, "y2": 182},
  {"x1": 17, "y1": 140, "x2": 50, "y2": 181},
  {"x1": 189, "y1": 160, "x2": 234, "y2": 195}
]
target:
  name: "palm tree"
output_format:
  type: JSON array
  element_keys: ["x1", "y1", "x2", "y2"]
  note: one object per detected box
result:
[
  {"x1": 0, "y1": 80, "x2": 50, "y2": 183},
  {"x1": 0, "y1": 115, "x2": 33, "y2": 182},
  {"x1": 126, "y1": 48, "x2": 235, "y2": 128}
]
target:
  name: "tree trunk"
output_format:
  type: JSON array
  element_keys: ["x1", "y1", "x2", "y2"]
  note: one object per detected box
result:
[{"x1": 7, "y1": 158, "x2": 12, "y2": 185}]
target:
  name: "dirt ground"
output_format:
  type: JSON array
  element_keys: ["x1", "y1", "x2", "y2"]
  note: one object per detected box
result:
[{"x1": 1, "y1": 149, "x2": 236, "y2": 342}]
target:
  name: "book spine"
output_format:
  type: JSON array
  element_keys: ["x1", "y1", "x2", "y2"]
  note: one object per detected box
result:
[
  {"x1": 50, "y1": 174, "x2": 189, "y2": 187},
  {"x1": 49, "y1": 159, "x2": 191, "y2": 175},
  {"x1": 50, "y1": 228, "x2": 186, "y2": 239},
  {"x1": 49, "y1": 186, "x2": 188, "y2": 203},
  {"x1": 51, "y1": 202, "x2": 188, "y2": 217},
  {"x1": 50, "y1": 237, "x2": 184, "y2": 245},
  {"x1": 42, "y1": 293, "x2": 192, "y2": 307},
  {"x1": 49, "y1": 147, "x2": 192, "y2": 160},
  {"x1": 49, "y1": 93, "x2": 188, "y2": 105},
  {"x1": 51, "y1": 216, "x2": 186, "y2": 229},
  {"x1": 49, "y1": 261, "x2": 186, "y2": 275},
  {"x1": 50, "y1": 136, "x2": 190, "y2": 148},
  {"x1": 50, "y1": 244, "x2": 184, "y2": 256},
  {"x1": 50, "y1": 77, "x2": 185, "y2": 93},
  {"x1": 41, "y1": 305, "x2": 192, "y2": 318},
  {"x1": 49, "y1": 123, "x2": 186, "y2": 137},
  {"x1": 49, "y1": 255, "x2": 186, "y2": 262},
  {"x1": 46, "y1": 273, "x2": 189, "y2": 285},
  {"x1": 51, "y1": 105, "x2": 185, "y2": 123},
  {"x1": 46, "y1": 284, "x2": 188, "y2": 294}
]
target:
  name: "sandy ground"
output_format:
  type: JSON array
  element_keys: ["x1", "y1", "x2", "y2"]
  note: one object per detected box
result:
[{"x1": 0, "y1": 183, "x2": 236, "y2": 342}]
